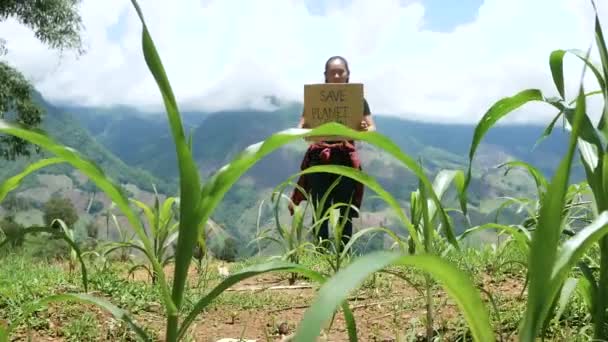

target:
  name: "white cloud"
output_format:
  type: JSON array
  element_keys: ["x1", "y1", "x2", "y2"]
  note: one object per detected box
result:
[{"x1": 0, "y1": 0, "x2": 606, "y2": 124}]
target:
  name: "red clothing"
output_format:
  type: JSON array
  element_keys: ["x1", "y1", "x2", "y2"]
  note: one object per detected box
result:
[{"x1": 291, "y1": 140, "x2": 364, "y2": 212}]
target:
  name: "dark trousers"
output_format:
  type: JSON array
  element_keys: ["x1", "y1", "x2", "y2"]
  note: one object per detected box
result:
[{"x1": 307, "y1": 149, "x2": 357, "y2": 251}]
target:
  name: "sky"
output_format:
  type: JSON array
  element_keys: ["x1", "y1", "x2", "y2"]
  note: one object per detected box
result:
[{"x1": 1, "y1": 0, "x2": 607, "y2": 125}]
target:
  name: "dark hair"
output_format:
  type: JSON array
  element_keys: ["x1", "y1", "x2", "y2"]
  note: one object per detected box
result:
[{"x1": 324, "y1": 55, "x2": 350, "y2": 83}]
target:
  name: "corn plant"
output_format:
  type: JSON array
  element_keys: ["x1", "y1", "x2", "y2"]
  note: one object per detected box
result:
[
  {"x1": 461, "y1": 1, "x2": 608, "y2": 339},
  {"x1": 105, "y1": 189, "x2": 179, "y2": 284}
]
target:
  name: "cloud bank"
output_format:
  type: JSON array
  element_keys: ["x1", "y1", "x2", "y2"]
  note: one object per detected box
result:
[{"x1": 1, "y1": 0, "x2": 606, "y2": 124}]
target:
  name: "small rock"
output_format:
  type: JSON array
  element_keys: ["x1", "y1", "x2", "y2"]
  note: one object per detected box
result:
[{"x1": 278, "y1": 322, "x2": 289, "y2": 335}]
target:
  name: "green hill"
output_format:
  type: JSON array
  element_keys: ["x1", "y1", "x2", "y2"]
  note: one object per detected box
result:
[
  {"x1": 0, "y1": 92, "x2": 175, "y2": 197},
  {"x1": 57, "y1": 101, "x2": 582, "y2": 256}
]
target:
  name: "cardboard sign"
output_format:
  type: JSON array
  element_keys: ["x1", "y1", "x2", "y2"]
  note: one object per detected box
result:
[{"x1": 303, "y1": 83, "x2": 364, "y2": 141}]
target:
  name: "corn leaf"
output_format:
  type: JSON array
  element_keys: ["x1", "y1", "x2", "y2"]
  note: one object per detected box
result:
[
  {"x1": 533, "y1": 110, "x2": 563, "y2": 151},
  {"x1": 466, "y1": 89, "x2": 544, "y2": 189},
  {"x1": 459, "y1": 223, "x2": 531, "y2": 252},
  {"x1": 178, "y1": 261, "x2": 327, "y2": 339},
  {"x1": 549, "y1": 49, "x2": 606, "y2": 97},
  {"x1": 499, "y1": 161, "x2": 548, "y2": 200},
  {"x1": 519, "y1": 56, "x2": 589, "y2": 341},
  {"x1": 551, "y1": 211, "x2": 608, "y2": 296},
  {"x1": 591, "y1": 0, "x2": 608, "y2": 135},
  {"x1": 551, "y1": 277, "x2": 579, "y2": 325},
  {"x1": 577, "y1": 261, "x2": 597, "y2": 313},
  {"x1": 0, "y1": 157, "x2": 64, "y2": 202},
  {"x1": 550, "y1": 50, "x2": 567, "y2": 99},
  {"x1": 293, "y1": 251, "x2": 494, "y2": 342},
  {"x1": 129, "y1": 0, "x2": 202, "y2": 318}
]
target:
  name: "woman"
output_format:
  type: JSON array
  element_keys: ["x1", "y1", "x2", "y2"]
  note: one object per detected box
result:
[{"x1": 289, "y1": 55, "x2": 375, "y2": 252}]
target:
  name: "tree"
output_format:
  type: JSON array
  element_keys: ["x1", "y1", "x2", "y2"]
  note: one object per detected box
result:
[
  {"x1": 0, "y1": 0, "x2": 85, "y2": 160},
  {"x1": 43, "y1": 195, "x2": 78, "y2": 229},
  {"x1": 0, "y1": 215, "x2": 25, "y2": 247}
]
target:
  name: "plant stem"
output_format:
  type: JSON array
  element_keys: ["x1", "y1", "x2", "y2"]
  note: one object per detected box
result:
[
  {"x1": 594, "y1": 236, "x2": 608, "y2": 339},
  {"x1": 166, "y1": 315, "x2": 178, "y2": 342},
  {"x1": 425, "y1": 273, "x2": 433, "y2": 342}
]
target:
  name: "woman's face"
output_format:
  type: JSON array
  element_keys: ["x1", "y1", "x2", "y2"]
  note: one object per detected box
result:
[{"x1": 325, "y1": 59, "x2": 349, "y2": 83}]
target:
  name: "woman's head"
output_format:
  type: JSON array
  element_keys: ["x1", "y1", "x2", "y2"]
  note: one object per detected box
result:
[{"x1": 324, "y1": 56, "x2": 350, "y2": 83}]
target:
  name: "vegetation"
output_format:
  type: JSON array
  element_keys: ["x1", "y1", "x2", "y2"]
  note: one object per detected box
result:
[
  {"x1": 0, "y1": 0, "x2": 84, "y2": 160},
  {"x1": 2, "y1": 0, "x2": 608, "y2": 341},
  {"x1": 42, "y1": 196, "x2": 78, "y2": 229}
]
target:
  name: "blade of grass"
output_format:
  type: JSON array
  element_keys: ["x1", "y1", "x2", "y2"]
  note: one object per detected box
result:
[{"x1": 293, "y1": 251, "x2": 494, "y2": 342}]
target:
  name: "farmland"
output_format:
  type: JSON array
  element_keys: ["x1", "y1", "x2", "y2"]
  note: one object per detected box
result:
[{"x1": 2, "y1": 0, "x2": 608, "y2": 341}]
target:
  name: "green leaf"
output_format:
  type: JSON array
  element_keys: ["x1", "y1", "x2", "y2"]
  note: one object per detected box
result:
[
  {"x1": 294, "y1": 251, "x2": 494, "y2": 341},
  {"x1": 519, "y1": 52, "x2": 590, "y2": 341},
  {"x1": 551, "y1": 277, "x2": 579, "y2": 325},
  {"x1": 466, "y1": 89, "x2": 544, "y2": 189},
  {"x1": 533, "y1": 110, "x2": 563, "y2": 151},
  {"x1": 550, "y1": 49, "x2": 606, "y2": 98},
  {"x1": 129, "y1": 0, "x2": 202, "y2": 326},
  {"x1": 590, "y1": 0, "x2": 608, "y2": 136},
  {"x1": 0, "y1": 157, "x2": 64, "y2": 202},
  {"x1": 576, "y1": 262, "x2": 597, "y2": 313},
  {"x1": 430, "y1": 169, "x2": 467, "y2": 221},
  {"x1": 550, "y1": 50, "x2": 567, "y2": 99},
  {"x1": 551, "y1": 212, "x2": 608, "y2": 295},
  {"x1": 11, "y1": 293, "x2": 151, "y2": 341},
  {"x1": 178, "y1": 261, "x2": 326, "y2": 339},
  {"x1": 131, "y1": 198, "x2": 156, "y2": 236},
  {"x1": 498, "y1": 161, "x2": 548, "y2": 200},
  {"x1": 341, "y1": 226, "x2": 407, "y2": 260},
  {"x1": 459, "y1": 223, "x2": 531, "y2": 253}
]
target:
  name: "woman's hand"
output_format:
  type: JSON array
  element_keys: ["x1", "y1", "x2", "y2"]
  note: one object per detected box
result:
[
  {"x1": 360, "y1": 120, "x2": 369, "y2": 131},
  {"x1": 360, "y1": 116, "x2": 375, "y2": 132}
]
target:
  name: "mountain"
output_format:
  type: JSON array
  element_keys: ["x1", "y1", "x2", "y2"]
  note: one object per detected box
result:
[
  {"x1": 3, "y1": 90, "x2": 583, "y2": 256},
  {"x1": 59, "y1": 101, "x2": 583, "y2": 255},
  {"x1": 1, "y1": 92, "x2": 174, "y2": 195}
]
